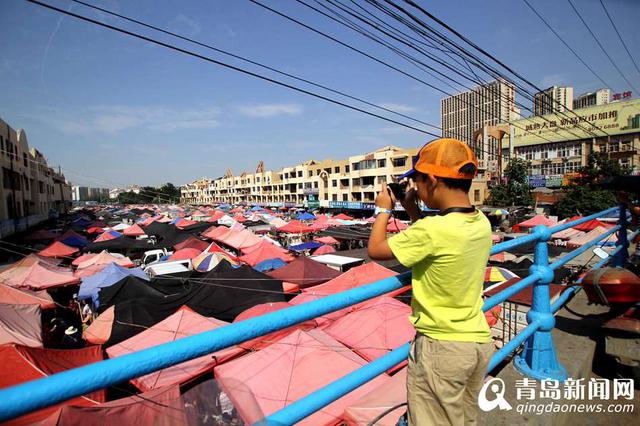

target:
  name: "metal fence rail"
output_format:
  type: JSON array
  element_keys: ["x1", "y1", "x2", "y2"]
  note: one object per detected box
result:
[{"x1": 0, "y1": 205, "x2": 632, "y2": 424}]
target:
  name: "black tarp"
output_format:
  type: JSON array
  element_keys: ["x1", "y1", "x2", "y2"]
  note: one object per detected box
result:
[
  {"x1": 84, "y1": 237, "x2": 156, "y2": 254},
  {"x1": 97, "y1": 276, "x2": 169, "y2": 312},
  {"x1": 316, "y1": 226, "x2": 372, "y2": 241},
  {"x1": 103, "y1": 261, "x2": 285, "y2": 346},
  {"x1": 142, "y1": 222, "x2": 210, "y2": 248}
]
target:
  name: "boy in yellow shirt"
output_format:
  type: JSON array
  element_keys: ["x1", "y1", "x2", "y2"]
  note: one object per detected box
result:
[{"x1": 368, "y1": 138, "x2": 494, "y2": 426}]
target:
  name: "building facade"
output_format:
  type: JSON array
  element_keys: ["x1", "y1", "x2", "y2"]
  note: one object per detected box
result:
[
  {"x1": 574, "y1": 89, "x2": 610, "y2": 110},
  {"x1": 72, "y1": 186, "x2": 110, "y2": 202},
  {"x1": 0, "y1": 118, "x2": 72, "y2": 235},
  {"x1": 501, "y1": 98, "x2": 640, "y2": 186},
  {"x1": 181, "y1": 145, "x2": 490, "y2": 208},
  {"x1": 533, "y1": 86, "x2": 574, "y2": 116},
  {"x1": 441, "y1": 79, "x2": 521, "y2": 161}
]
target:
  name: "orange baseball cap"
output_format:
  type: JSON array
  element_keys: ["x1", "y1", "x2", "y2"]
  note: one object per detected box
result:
[{"x1": 403, "y1": 138, "x2": 478, "y2": 180}]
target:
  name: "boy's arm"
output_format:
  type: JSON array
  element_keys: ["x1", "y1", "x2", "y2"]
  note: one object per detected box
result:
[{"x1": 368, "y1": 183, "x2": 396, "y2": 260}]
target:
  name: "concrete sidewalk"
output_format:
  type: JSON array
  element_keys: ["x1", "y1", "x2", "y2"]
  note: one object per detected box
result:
[{"x1": 480, "y1": 290, "x2": 639, "y2": 425}]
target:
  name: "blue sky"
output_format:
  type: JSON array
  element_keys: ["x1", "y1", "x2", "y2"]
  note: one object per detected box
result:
[{"x1": 1, "y1": 0, "x2": 638, "y2": 187}]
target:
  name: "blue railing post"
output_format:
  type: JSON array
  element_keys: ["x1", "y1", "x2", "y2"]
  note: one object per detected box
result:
[
  {"x1": 613, "y1": 203, "x2": 629, "y2": 267},
  {"x1": 513, "y1": 225, "x2": 568, "y2": 381}
]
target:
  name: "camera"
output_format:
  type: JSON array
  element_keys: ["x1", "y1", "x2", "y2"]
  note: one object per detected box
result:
[{"x1": 387, "y1": 182, "x2": 407, "y2": 201}]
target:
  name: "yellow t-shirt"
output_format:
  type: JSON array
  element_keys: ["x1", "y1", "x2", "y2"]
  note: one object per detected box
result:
[{"x1": 388, "y1": 211, "x2": 492, "y2": 343}]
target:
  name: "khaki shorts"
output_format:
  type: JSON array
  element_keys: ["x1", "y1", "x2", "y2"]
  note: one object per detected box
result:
[{"x1": 407, "y1": 333, "x2": 494, "y2": 426}]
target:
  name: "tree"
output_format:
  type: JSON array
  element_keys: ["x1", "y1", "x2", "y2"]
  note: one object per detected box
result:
[
  {"x1": 116, "y1": 182, "x2": 181, "y2": 204},
  {"x1": 552, "y1": 152, "x2": 627, "y2": 219},
  {"x1": 486, "y1": 158, "x2": 533, "y2": 207}
]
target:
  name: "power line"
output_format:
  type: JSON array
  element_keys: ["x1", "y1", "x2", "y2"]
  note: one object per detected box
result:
[
  {"x1": 521, "y1": 0, "x2": 612, "y2": 90},
  {"x1": 598, "y1": 0, "x2": 640, "y2": 78},
  {"x1": 381, "y1": 0, "x2": 610, "y2": 139},
  {"x1": 24, "y1": 0, "x2": 441, "y2": 139},
  {"x1": 567, "y1": 0, "x2": 639, "y2": 93}
]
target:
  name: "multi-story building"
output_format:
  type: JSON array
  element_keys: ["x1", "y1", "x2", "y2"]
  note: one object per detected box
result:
[
  {"x1": 501, "y1": 97, "x2": 640, "y2": 186},
  {"x1": 72, "y1": 186, "x2": 110, "y2": 202},
  {"x1": 574, "y1": 89, "x2": 610, "y2": 110},
  {"x1": 181, "y1": 145, "x2": 491, "y2": 208},
  {"x1": 533, "y1": 86, "x2": 574, "y2": 116},
  {"x1": 441, "y1": 79, "x2": 521, "y2": 160},
  {"x1": 0, "y1": 117, "x2": 72, "y2": 236}
]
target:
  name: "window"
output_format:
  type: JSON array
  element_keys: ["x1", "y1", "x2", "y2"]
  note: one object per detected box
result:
[
  {"x1": 378, "y1": 176, "x2": 387, "y2": 183},
  {"x1": 345, "y1": 165, "x2": 350, "y2": 173},
  {"x1": 377, "y1": 159, "x2": 386, "y2": 168},
  {"x1": 23, "y1": 153, "x2": 28, "y2": 167},
  {"x1": 342, "y1": 194, "x2": 348, "y2": 201},
  {"x1": 308, "y1": 171, "x2": 312, "y2": 177},
  {"x1": 332, "y1": 194, "x2": 338, "y2": 201},
  {"x1": 298, "y1": 183, "x2": 302, "y2": 189},
  {"x1": 334, "y1": 166, "x2": 340, "y2": 173},
  {"x1": 297, "y1": 171, "x2": 302, "y2": 178},
  {"x1": 324, "y1": 193, "x2": 328, "y2": 200},
  {"x1": 314, "y1": 181, "x2": 318, "y2": 188},
  {"x1": 392, "y1": 157, "x2": 406, "y2": 167},
  {"x1": 352, "y1": 178, "x2": 360, "y2": 186},
  {"x1": 316, "y1": 170, "x2": 321, "y2": 176},
  {"x1": 332, "y1": 180, "x2": 337, "y2": 187},
  {"x1": 352, "y1": 162, "x2": 360, "y2": 171}
]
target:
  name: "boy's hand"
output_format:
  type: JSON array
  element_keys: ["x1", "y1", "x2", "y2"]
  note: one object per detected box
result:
[{"x1": 375, "y1": 182, "x2": 395, "y2": 210}]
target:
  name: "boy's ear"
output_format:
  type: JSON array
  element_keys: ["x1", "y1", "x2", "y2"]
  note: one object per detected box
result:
[{"x1": 427, "y1": 174, "x2": 438, "y2": 187}]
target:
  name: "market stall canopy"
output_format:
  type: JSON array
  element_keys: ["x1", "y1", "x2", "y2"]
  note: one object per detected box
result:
[
  {"x1": 0, "y1": 344, "x2": 105, "y2": 425},
  {"x1": 313, "y1": 244, "x2": 336, "y2": 255},
  {"x1": 0, "y1": 284, "x2": 55, "y2": 309},
  {"x1": 55, "y1": 230, "x2": 88, "y2": 248},
  {"x1": 267, "y1": 256, "x2": 341, "y2": 289},
  {"x1": 314, "y1": 236, "x2": 339, "y2": 245},
  {"x1": 219, "y1": 229, "x2": 264, "y2": 250},
  {"x1": 324, "y1": 297, "x2": 414, "y2": 364},
  {"x1": 93, "y1": 230, "x2": 123, "y2": 243},
  {"x1": 75, "y1": 250, "x2": 134, "y2": 270},
  {"x1": 289, "y1": 241, "x2": 322, "y2": 252},
  {"x1": 173, "y1": 236, "x2": 210, "y2": 252},
  {"x1": 0, "y1": 256, "x2": 79, "y2": 290},
  {"x1": 24, "y1": 229, "x2": 58, "y2": 241},
  {"x1": 107, "y1": 307, "x2": 244, "y2": 391},
  {"x1": 122, "y1": 223, "x2": 146, "y2": 236},
  {"x1": 40, "y1": 385, "x2": 181, "y2": 426},
  {"x1": 254, "y1": 258, "x2": 287, "y2": 272},
  {"x1": 239, "y1": 243, "x2": 293, "y2": 267},
  {"x1": 0, "y1": 303, "x2": 43, "y2": 347},
  {"x1": 515, "y1": 215, "x2": 557, "y2": 230},
  {"x1": 277, "y1": 220, "x2": 313, "y2": 234},
  {"x1": 343, "y1": 368, "x2": 408, "y2": 426},
  {"x1": 386, "y1": 219, "x2": 409, "y2": 233},
  {"x1": 233, "y1": 302, "x2": 317, "y2": 350},
  {"x1": 169, "y1": 248, "x2": 202, "y2": 261},
  {"x1": 214, "y1": 329, "x2": 389, "y2": 426},
  {"x1": 192, "y1": 251, "x2": 238, "y2": 272},
  {"x1": 296, "y1": 212, "x2": 316, "y2": 221},
  {"x1": 38, "y1": 241, "x2": 78, "y2": 258},
  {"x1": 333, "y1": 213, "x2": 354, "y2": 220},
  {"x1": 567, "y1": 226, "x2": 618, "y2": 249},
  {"x1": 572, "y1": 218, "x2": 613, "y2": 232},
  {"x1": 78, "y1": 263, "x2": 149, "y2": 307}
]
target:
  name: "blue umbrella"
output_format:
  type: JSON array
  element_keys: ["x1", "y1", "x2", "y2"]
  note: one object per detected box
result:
[
  {"x1": 296, "y1": 212, "x2": 316, "y2": 221},
  {"x1": 254, "y1": 258, "x2": 287, "y2": 272}
]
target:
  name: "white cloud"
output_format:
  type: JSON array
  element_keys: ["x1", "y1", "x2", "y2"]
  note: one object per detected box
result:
[
  {"x1": 539, "y1": 74, "x2": 566, "y2": 89},
  {"x1": 168, "y1": 14, "x2": 201, "y2": 37},
  {"x1": 238, "y1": 103, "x2": 303, "y2": 118},
  {"x1": 44, "y1": 105, "x2": 220, "y2": 134},
  {"x1": 377, "y1": 103, "x2": 417, "y2": 113}
]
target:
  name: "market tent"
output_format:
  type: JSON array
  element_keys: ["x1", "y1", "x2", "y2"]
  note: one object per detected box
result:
[
  {"x1": 292, "y1": 263, "x2": 400, "y2": 326},
  {"x1": 0, "y1": 344, "x2": 105, "y2": 425},
  {"x1": 289, "y1": 241, "x2": 322, "y2": 252},
  {"x1": 314, "y1": 236, "x2": 339, "y2": 245},
  {"x1": 484, "y1": 267, "x2": 519, "y2": 287},
  {"x1": 168, "y1": 248, "x2": 201, "y2": 261},
  {"x1": 111, "y1": 223, "x2": 131, "y2": 232},
  {"x1": 239, "y1": 243, "x2": 293, "y2": 267},
  {"x1": 173, "y1": 236, "x2": 209, "y2": 252},
  {"x1": 0, "y1": 284, "x2": 55, "y2": 309},
  {"x1": 386, "y1": 219, "x2": 409, "y2": 233},
  {"x1": 314, "y1": 244, "x2": 336, "y2": 255},
  {"x1": 567, "y1": 226, "x2": 618, "y2": 249},
  {"x1": 38, "y1": 241, "x2": 78, "y2": 258},
  {"x1": 107, "y1": 307, "x2": 244, "y2": 391},
  {"x1": 83, "y1": 306, "x2": 114, "y2": 345},
  {"x1": 78, "y1": 263, "x2": 149, "y2": 307},
  {"x1": 552, "y1": 227, "x2": 583, "y2": 240},
  {"x1": 176, "y1": 219, "x2": 198, "y2": 229},
  {"x1": 233, "y1": 302, "x2": 317, "y2": 350},
  {"x1": 123, "y1": 223, "x2": 146, "y2": 236},
  {"x1": 488, "y1": 252, "x2": 518, "y2": 263},
  {"x1": 214, "y1": 329, "x2": 389, "y2": 426},
  {"x1": 572, "y1": 219, "x2": 613, "y2": 232},
  {"x1": 84, "y1": 236, "x2": 155, "y2": 253},
  {"x1": 75, "y1": 250, "x2": 134, "y2": 270},
  {"x1": 343, "y1": 368, "x2": 408, "y2": 426},
  {"x1": 515, "y1": 215, "x2": 556, "y2": 231},
  {"x1": 40, "y1": 385, "x2": 182, "y2": 426},
  {"x1": 254, "y1": 258, "x2": 287, "y2": 272},
  {"x1": 97, "y1": 275, "x2": 165, "y2": 312},
  {"x1": 233, "y1": 214, "x2": 247, "y2": 223},
  {"x1": 0, "y1": 303, "x2": 43, "y2": 347},
  {"x1": 192, "y1": 251, "x2": 238, "y2": 272},
  {"x1": 220, "y1": 229, "x2": 264, "y2": 250},
  {"x1": 241, "y1": 240, "x2": 287, "y2": 255},
  {"x1": 100, "y1": 261, "x2": 285, "y2": 345},
  {"x1": 0, "y1": 256, "x2": 79, "y2": 290},
  {"x1": 277, "y1": 220, "x2": 313, "y2": 234},
  {"x1": 296, "y1": 212, "x2": 316, "y2": 221},
  {"x1": 267, "y1": 256, "x2": 341, "y2": 289},
  {"x1": 324, "y1": 297, "x2": 414, "y2": 363},
  {"x1": 56, "y1": 230, "x2": 88, "y2": 248},
  {"x1": 93, "y1": 230, "x2": 123, "y2": 243},
  {"x1": 333, "y1": 213, "x2": 354, "y2": 220}
]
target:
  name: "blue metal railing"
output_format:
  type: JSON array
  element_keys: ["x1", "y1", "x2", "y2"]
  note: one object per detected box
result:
[{"x1": 0, "y1": 205, "x2": 632, "y2": 424}]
